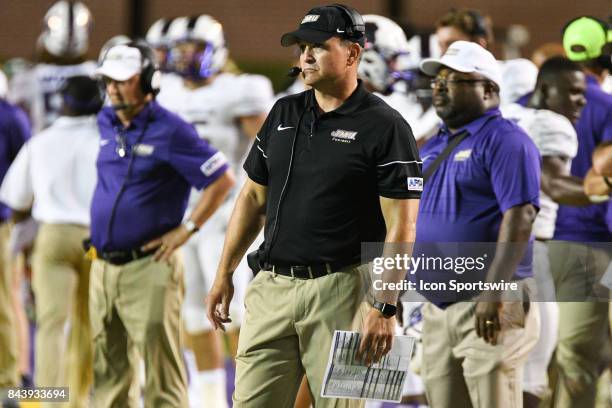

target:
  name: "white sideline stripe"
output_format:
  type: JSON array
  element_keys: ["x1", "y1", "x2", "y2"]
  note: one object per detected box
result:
[
  {"x1": 377, "y1": 160, "x2": 423, "y2": 167},
  {"x1": 257, "y1": 145, "x2": 268, "y2": 158}
]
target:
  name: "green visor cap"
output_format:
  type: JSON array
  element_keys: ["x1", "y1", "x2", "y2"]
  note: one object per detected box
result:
[{"x1": 563, "y1": 16, "x2": 612, "y2": 61}]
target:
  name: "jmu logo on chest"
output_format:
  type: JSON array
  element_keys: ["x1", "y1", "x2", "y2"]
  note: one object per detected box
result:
[
  {"x1": 453, "y1": 149, "x2": 472, "y2": 161},
  {"x1": 330, "y1": 129, "x2": 358, "y2": 144}
]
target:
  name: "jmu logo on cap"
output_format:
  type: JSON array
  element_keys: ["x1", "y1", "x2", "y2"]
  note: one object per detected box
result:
[
  {"x1": 301, "y1": 15, "x2": 320, "y2": 24},
  {"x1": 407, "y1": 177, "x2": 423, "y2": 192}
]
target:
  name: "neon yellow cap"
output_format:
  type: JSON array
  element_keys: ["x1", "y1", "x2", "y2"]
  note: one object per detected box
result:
[{"x1": 563, "y1": 16, "x2": 611, "y2": 61}]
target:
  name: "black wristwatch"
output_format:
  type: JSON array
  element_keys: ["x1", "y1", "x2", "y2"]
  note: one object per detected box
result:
[{"x1": 372, "y1": 301, "x2": 397, "y2": 318}]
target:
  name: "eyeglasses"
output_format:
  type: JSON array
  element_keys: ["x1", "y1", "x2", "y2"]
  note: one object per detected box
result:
[{"x1": 430, "y1": 78, "x2": 489, "y2": 89}]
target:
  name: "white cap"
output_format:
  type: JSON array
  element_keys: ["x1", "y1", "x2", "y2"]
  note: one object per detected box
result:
[
  {"x1": 420, "y1": 40, "x2": 502, "y2": 87},
  {"x1": 96, "y1": 45, "x2": 142, "y2": 81}
]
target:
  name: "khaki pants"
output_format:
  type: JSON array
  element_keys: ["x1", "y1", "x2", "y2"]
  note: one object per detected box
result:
[
  {"x1": 31, "y1": 223, "x2": 92, "y2": 407},
  {"x1": 233, "y1": 266, "x2": 370, "y2": 408},
  {"x1": 0, "y1": 221, "x2": 18, "y2": 387},
  {"x1": 89, "y1": 254, "x2": 187, "y2": 408},
  {"x1": 421, "y1": 299, "x2": 540, "y2": 408},
  {"x1": 548, "y1": 241, "x2": 611, "y2": 408}
]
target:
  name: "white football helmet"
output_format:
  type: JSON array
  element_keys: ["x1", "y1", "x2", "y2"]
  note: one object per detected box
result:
[
  {"x1": 167, "y1": 15, "x2": 228, "y2": 79},
  {"x1": 41, "y1": 1, "x2": 92, "y2": 57},
  {"x1": 359, "y1": 15, "x2": 411, "y2": 93},
  {"x1": 146, "y1": 18, "x2": 173, "y2": 48}
]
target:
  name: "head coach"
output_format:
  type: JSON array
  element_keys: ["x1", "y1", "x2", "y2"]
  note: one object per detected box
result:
[
  {"x1": 207, "y1": 4, "x2": 422, "y2": 407},
  {"x1": 89, "y1": 41, "x2": 235, "y2": 407}
]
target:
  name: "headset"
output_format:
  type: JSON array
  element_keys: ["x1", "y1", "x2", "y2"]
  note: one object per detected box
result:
[
  {"x1": 126, "y1": 40, "x2": 162, "y2": 95},
  {"x1": 562, "y1": 16, "x2": 612, "y2": 70},
  {"x1": 330, "y1": 4, "x2": 366, "y2": 45}
]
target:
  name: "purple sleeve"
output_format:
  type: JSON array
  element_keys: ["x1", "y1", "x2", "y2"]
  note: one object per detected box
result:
[
  {"x1": 8, "y1": 107, "x2": 31, "y2": 160},
  {"x1": 600, "y1": 107, "x2": 612, "y2": 143},
  {"x1": 487, "y1": 126, "x2": 541, "y2": 213},
  {"x1": 168, "y1": 121, "x2": 228, "y2": 190}
]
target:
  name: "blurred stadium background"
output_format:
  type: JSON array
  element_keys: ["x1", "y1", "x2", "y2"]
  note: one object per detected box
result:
[{"x1": 0, "y1": 0, "x2": 609, "y2": 90}]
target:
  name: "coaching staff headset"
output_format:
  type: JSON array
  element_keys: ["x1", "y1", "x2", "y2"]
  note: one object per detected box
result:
[{"x1": 207, "y1": 4, "x2": 422, "y2": 407}]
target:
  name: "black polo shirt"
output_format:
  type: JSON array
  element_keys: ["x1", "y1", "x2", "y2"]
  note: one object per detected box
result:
[{"x1": 244, "y1": 80, "x2": 422, "y2": 266}]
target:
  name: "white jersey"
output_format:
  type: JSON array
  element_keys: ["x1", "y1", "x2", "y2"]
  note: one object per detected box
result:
[
  {"x1": 501, "y1": 103, "x2": 578, "y2": 239},
  {"x1": 602, "y1": 75, "x2": 612, "y2": 95},
  {"x1": 0, "y1": 115, "x2": 99, "y2": 226},
  {"x1": 499, "y1": 59, "x2": 538, "y2": 106},
  {"x1": 158, "y1": 72, "x2": 273, "y2": 211},
  {"x1": 8, "y1": 61, "x2": 97, "y2": 133},
  {"x1": 377, "y1": 90, "x2": 440, "y2": 141},
  {"x1": 158, "y1": 72, "x2": 273, "y2": 333},
  {"x1": 158, "y1": 72, "x2": 273, "y2": 167}
]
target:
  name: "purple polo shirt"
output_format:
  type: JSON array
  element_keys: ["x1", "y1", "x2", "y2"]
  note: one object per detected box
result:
[
  {"x1": 90, "y1": 100, "x2": 228, "y2": 252},
  {"x1": 416, "y1": 108, "x2": 540, "y2": 296},
  {"x1": 0, "y1": 100, "x2": 31, "y2": 222},
  {"x1": 555, "y1": 75, "x2": 612, "y2": 242}
]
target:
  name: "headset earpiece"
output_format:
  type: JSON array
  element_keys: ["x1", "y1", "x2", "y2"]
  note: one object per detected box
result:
[
  {"x1": 330, "y1": 4, "x2": 366, "y2": 45},
  {"x1": 126, "y1": 40, "x2": 161, "y2": 95}
]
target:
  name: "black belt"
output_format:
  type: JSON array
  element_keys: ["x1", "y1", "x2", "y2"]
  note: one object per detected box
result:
[
  {"x1": 99, "y1": 247, "x2": 156, "y2": 265},
  {"x1": 263, "y1": 258, "x2": 358, "y2": 279}
]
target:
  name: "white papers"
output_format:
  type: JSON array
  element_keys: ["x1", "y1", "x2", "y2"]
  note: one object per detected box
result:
[
  {"x1": 600, "y1": 260, "x2": 612, "y2": 289},
  {"x1": 321, "y1": 330, "x2": 416, "y2": 402}
]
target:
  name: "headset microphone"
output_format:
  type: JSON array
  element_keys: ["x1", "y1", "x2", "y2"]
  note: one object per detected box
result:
[{"x1": 288, "y1": 66, "x2": 302, "y2": 77}]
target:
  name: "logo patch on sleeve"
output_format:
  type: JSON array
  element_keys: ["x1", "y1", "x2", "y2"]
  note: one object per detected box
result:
[
  {"x1": 407, "y1": 177, "x2": 423, "y2": 191},
  {"x1": 201, "y1": 152, "x2": 227, "y2": 177}
]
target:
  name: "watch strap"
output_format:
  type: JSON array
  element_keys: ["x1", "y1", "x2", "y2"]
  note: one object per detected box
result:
[{"x1": 372, "y1": 301, "x2": 397, "y2": 318}]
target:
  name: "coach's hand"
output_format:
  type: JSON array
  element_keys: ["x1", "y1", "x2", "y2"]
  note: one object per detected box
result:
[
  {"x1": 357, "y1": 307, "x2": 395, "y2": 366},
  {"x1": 142, "y1": 224, "x2": 192, "y2": 262},
  {"x1": 206, "y1": 274, "x2": 234, "y2": 332},
  {"x1": 475, "y1": 301, "x2": 502, "y2": 345}
]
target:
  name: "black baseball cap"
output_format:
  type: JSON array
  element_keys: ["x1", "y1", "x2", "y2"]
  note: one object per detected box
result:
[{"x1": 281, "y1": 4, "x2": 365, "y2": 47}]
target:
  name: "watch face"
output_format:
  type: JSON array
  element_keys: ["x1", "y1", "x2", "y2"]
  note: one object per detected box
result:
[
  {"x1": 375, "y1": 301, "x2": 397, "y2": 317},
  {"x1": 383, "y1": 304, "x2": 397, "y2": 317}
]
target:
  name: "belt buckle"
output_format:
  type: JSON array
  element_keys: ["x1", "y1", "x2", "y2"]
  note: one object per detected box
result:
[{"x1": 290, "y1": 265, "x2": 312, "y2": 279}]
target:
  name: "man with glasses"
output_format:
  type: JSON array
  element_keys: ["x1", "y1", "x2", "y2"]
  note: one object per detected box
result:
[
  {"x1": 90, "y1": 42, "x2": 235, "y2": 407},
  {"x1": 415, "y1": 41, "x2": 541, "y2": 407}
]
